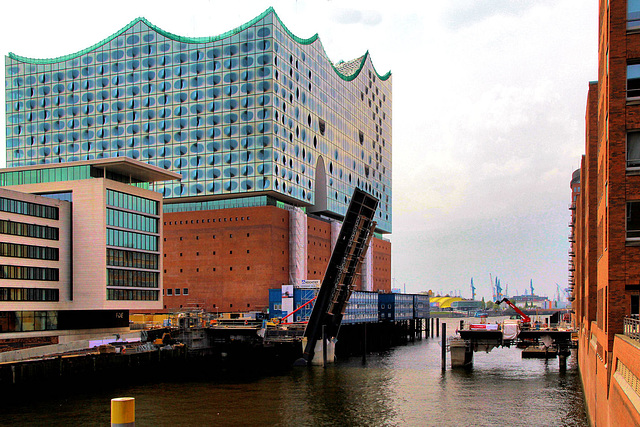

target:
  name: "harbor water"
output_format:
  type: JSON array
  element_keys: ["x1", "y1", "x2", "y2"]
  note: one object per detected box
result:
[{"x1": 1, "y1": 318, "x2": 587, "y2": 426}]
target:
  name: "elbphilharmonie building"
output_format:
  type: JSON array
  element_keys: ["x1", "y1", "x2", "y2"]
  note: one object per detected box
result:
[{"x1": 4, "y1": 8, "x2": 392, "y2": 311}]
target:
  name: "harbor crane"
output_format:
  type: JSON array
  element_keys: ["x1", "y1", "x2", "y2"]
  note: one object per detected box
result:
[{"x1": 495, "y1": 297, "x2": 531, "y2": 325}]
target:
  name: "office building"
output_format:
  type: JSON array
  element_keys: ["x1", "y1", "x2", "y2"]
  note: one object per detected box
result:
[{"x1": 0, "y1": 158, "x2": 179, "y2": 345}]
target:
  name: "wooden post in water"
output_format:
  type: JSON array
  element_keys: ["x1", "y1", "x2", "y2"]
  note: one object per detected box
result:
[
  {"x1": 430, "y1": 318, "x2": 433, "y2": 338},
  {"x1": 362, "y1": 323, "x2": 367, "y2": 365},
  {"x1": 436, "y1": 318, "x2": 440, "y2": 337},
  {"x1": 111, "y1": 397, "x2": 135, "y2": 427},
  {"x1": 441, "y1": 323, "x2": 447, "y2": 370}
]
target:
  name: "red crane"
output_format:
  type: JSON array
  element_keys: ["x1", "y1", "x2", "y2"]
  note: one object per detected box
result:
[{"x1": 495, "y1": 298, "x2": 531, "y2": 323}]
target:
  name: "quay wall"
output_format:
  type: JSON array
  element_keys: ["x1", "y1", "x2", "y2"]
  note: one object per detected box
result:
[
  {"x1": 578, "y1": 324, "x2": 640, "y2": 426},
  {"x1": 609, "y1": 335, "x2": 640, "y2": 426},
  {"x1": 0, "y1": 346, "x2": 187, "y2": 392}
]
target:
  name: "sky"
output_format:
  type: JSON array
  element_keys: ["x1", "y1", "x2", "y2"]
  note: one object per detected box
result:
[{"x1": 0, "y1": 0, "x2": 598, "y2": 302}]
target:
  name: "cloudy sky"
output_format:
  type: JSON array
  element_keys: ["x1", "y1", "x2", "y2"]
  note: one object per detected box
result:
[{"x1": 0, "y1": 0, "x2": 598, "y2": 301}]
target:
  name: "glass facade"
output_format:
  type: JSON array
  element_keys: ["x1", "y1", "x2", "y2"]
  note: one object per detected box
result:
[
  {"x1": 163, "y1": 194, "x2": 276, "y2": 213},
  {"x1": 105, "y1": 189, "x2": 159, "y2": 300},
  {"x1": 0, "y1": 165, "x2": 90, "y2": 186},
  {"x1": 106, "y1": 189, "x2": 158, "y2": 215},
  {"x1": 5, "y1": 8, "x2": 392, "y2": 232},
  {"x1": 0, "y1": 311, "x2": 58, "y2": 332},
  {"x1": 107, "y1": 248, "x2": 158, "y2": 269}
]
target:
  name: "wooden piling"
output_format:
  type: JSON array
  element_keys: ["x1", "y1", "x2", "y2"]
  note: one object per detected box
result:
[
  {"x1": 362, "y1": 323, "x2": 367, "y2": 365},
  {"x1": 441, "y1": 323, "x2": 447, "y2": 370}
]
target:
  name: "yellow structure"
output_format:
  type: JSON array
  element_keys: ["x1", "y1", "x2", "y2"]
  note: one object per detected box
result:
[
  {"x1": 430, "y1": 297, "x2": 463, "y2": 309},
  {"x1": 111, "y1": 397, "x2": 135, "y2": 426}
]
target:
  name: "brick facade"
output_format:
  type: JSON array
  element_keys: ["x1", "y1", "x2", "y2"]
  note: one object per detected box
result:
[
  {"x1": 161, "y1": 206, "x2": 391, "y2": 313},
  {"x1": 573, "y1": 1, "x2": 640, "y2": 425}
]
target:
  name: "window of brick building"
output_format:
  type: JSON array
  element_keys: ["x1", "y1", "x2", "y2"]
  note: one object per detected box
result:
[
  {"x1": 627, "y1": 201, "x2": 640, "y2": 240},
  {"x1": 630, "y1": 0, "x2": 640, "y2": 29},
  {"x1": 167, "y1": 288, "x2": 173, "y2": 296},
  {"x1": 628, "y1": 63, "x2": 640, "y2": 98},
  {"x1": 628, "y1": 131, "x2": 640, "y2": 169}
]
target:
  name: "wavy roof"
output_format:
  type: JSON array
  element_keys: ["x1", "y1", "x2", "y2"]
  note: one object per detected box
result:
[{"x1": 8, "y1": 7, "x2": 391, "y2": 82}]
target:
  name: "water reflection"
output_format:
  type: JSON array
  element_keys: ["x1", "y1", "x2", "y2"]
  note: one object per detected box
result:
[{"x1": 0, "y1": 321, "x2": 587, "y2": 427}]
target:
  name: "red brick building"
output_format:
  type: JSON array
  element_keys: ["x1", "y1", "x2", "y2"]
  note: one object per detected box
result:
[
  {"x1": 161, "y1": 205, "x2": 391, "y2": 313},
  {"x1": 572, "y1": 2, "x2": 640, "y2": 425}
]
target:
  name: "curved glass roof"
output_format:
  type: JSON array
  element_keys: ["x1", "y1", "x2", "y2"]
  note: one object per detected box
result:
[{"x1": 8, "y1": 7, "x2": 391, "y2": 82}]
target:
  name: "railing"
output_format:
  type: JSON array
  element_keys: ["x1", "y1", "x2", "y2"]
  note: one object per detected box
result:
[{"x1": 624, "y1": 315, "x2": 640, "y2": 342}]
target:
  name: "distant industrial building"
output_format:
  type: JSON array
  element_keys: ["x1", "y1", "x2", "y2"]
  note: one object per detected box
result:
[{"x1": 507, "y1": 295, "x2": 550, "y2": 310}]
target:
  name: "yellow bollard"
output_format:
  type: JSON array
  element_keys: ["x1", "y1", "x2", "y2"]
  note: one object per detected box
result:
[{"x1": 111, "y1": 397, "x2": 135, "y2": 426}]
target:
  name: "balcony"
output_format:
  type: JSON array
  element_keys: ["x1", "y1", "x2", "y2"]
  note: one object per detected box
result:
[{"x1": 624, "y1": 315, "x2": 640, "y2": 343}]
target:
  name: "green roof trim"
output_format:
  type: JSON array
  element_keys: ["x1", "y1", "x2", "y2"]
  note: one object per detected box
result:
[
  {"x1": 271, "y1": 10, "x2": 389, "y2": 81},
  {"x1": 8, "y1": 6, "x2": 390, "y2": 81}
]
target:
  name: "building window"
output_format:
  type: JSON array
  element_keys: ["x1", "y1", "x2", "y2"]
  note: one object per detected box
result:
[
  {"x1": 0, "y1": 197, "x2": 59, "y2": 220},
  {"x1": 629, "y1": 132, "x2": 640, "y2": 169},
  {"x1": 630, "y1": 0, "x2": 640, "y2": 29},
  {"x1": 627, "y1": 201, "x2": 640, "y2": 240},
  {"x1": 175, "y1": 288, "x2": 181, "y2": 296},
  {"x1": 166, "y1": 288, "x2": 173, "y2": 296},
  {"x1": 0, "y1": 243, "x2": 59, "y2": 261},
  {"x1": 0, "y1": 265, "x2": 58, "y2": 281},
  {"x1": 183, "y1": 288, "x2": 189, "y2": 296},
  {"x1": 629, "y1": 63, "x2": 640, "y2": 99},
  {"x1": 107, "y1": 289, "x2": 159, "y2": 301},
  {"x1": 0, "y1": 287, "x2": 59, "y2": 301},
  {"x1": 0, "y1": 219, "x2": 59, "y2": 240}
]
